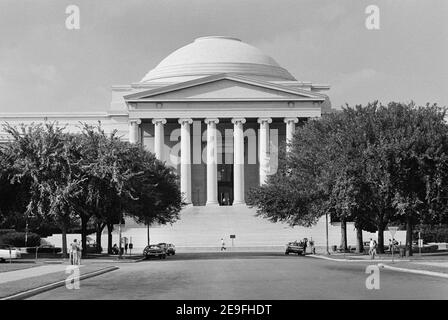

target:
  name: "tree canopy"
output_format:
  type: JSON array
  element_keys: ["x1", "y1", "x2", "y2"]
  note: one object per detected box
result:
[
  {"x1": 0, "y1": 122, "x2": 184, "y2": 255},
  {"x1": 248, "y1": 102, "x2": 448, "y2": 255}
]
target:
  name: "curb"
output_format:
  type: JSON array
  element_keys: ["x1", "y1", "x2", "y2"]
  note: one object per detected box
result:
[
  {"x1": 308, "y1": 254, "x2": 410, "y2": 263},
  {"x1": 86, "y1": 257, "x2": 146, "y2": 263},
  {"x1": 0, "y1": 265, "x2": 119, "y2": 300},
  {"x1": 378, "y1": 263, "x2": 448, "y2": 279}
]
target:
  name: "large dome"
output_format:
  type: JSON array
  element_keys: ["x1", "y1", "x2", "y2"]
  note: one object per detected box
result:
[{"x1": 140, "y1": 36, "x2": 296, "y2": 83}]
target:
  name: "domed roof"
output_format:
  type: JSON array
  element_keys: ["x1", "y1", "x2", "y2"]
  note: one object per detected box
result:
[{"x1": 140, "y1": 36, "x2": 296, "y2": 83}]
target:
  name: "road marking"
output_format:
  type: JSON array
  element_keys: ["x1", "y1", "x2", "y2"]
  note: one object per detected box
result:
[
  {"x1": 378, "y1": 263, "x2": 448, "y2": 279},
  {"x1": 308, "y1": 254, "x2": 410, "y2": 263}
]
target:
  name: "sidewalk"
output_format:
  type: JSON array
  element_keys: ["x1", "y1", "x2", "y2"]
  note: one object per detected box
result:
[
  {"x1": 309, "y1": 253, "x2": 409, "y2": 263},
  {"x1": 379, "y1": 260, "x2": 448, "y2": 277},
  {"x1": 0, "y1": 264, "x2": 70, "y2": 285},
  {"x1": 0, "y1": 260, "x2": 120, "y2": 299},
  {"x1": 310, "y1": 251, "x2": 448, "y2": 278}
]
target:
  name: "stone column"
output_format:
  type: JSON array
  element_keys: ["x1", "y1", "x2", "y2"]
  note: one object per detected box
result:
[
  {"x1": 152, "y1": 118, "x2": 167, "y2": 160},
  {"x1": 178, "y1": 118, "x2": 193, "y2": 205},
  {"x1": 284, "y1": 117, "x2": 299, "y2": 152},
  {"x1": 129, "y1": 119, "x2": 141, "y2": 144},
  {"x1": 205, "y1": 118, "x2": 219, "y2": 206},
  {"x1": 258, "y1": 117, "x2": 272, "y2": 185},
  {"x1": 231, "y1": 118, "x2": 246, "y2": 205}
]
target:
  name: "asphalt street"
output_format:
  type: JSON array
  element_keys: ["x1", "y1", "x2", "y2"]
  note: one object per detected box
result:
[{"x1": 28, "y1": 252, "x2": 448, "y2": 299}]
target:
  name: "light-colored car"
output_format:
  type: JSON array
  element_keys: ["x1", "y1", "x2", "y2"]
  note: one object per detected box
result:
[
  {"x1": 285, "y1": 241, "x2": 305, "y2": 256},
  {"x1": 158, "y1": 243, "x2": 176, "y2": 256},
  {"x1": 0, "y1": 244, "x2": 22, "y2": 262}
]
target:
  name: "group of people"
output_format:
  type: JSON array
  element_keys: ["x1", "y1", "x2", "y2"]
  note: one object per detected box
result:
[
  {"x1": 220, "y1": 237, "x2": 316, "y2": 254},
  {"x1": 111, "y1": 242, "x2": 131, "y2": 255},
  {"x1": 69, "y1": 239, "x2": 82, "y2": 265}
]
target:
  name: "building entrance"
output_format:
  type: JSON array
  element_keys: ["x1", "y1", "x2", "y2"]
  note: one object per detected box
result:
[{"x1": 218, "y1": 164, "x2": 233, "y2": 205}]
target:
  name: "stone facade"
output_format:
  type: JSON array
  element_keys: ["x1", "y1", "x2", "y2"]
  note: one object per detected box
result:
[{"x1": 0, "y1": 36, "x2": 348, "y2": 248}]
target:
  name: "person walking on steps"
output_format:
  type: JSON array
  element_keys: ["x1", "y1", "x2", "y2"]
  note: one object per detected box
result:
[{"x1": 221, "y1": 238, "x2": 227, "y2": 251}]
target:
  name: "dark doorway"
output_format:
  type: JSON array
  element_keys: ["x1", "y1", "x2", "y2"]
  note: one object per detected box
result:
[{"x1": 218, "y1": 164, "x2": 233, "y2": 205}]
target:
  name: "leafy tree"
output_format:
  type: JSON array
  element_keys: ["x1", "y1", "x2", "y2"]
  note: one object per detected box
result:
[
  {"x1": 74, "y1": 123, "x2": 184, "y2": 254},
  {"x1": 380, "y1": 103, "x2": 448, "y2": 255},
  {"x1": 124, "y1": 147, "x2": 184, "y2": 246},
  {"x1": 248, "y1": 102, "x2": 448, "y2": 256},
  {"x1": 1, "y1": 121, "x2": 184, "y2": 257},
  {"x1": 1, "y1": 123, "x2": 85, "y2": 256}
]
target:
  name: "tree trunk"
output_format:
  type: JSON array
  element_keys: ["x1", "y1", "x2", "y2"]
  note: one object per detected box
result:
[
  {"x1": 81, "y1": 214, "x2": 88, "y2": 258},
  {"x1": 340, "y1": 218, "x2": 347, "y2": 251},
  {"x1": 406, "y1": 215, "x2": 413, "y2": 257},
  {"x1": 356, "y1": 227, "x2": 364, "y2": 253},
  {"x1": 107, "y1": 223, "x2": 114, "y2": 254},
  {"x1": 96, "y1": 222, "x2": 105, "y2": 253},
  {"x1": 377, "y1": 223, "x2": 385, "y2": 254},
  {"x1": 61, "y1": 225, "x2": 68, "y2": 258},
  {"x1": 147, "y1": 224, "x2": 150, "y2": 246}
]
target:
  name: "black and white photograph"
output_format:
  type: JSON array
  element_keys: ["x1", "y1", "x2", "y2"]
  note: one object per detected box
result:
[{"x1": 0, "y1": 0, "x2": 447, "y2": 311}]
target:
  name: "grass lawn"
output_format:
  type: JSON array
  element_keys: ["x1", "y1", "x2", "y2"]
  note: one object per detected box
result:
[{"x1": 0, "y1": 262, "x2": 40, "y2": 273}]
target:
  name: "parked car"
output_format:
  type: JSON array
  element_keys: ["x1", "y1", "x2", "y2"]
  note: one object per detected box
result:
[
  {"x1": 86, "y1": 243, "x2": 102, "y2": 254},
  {"x1": 0, "y1": 244, "x2": 21, "y2": 262},
  {"x1": 158, "y1": 243, "x2": 176, "y2": 256},
  {"x1": 285, "y1": 241, "x2": 305, "y2": 255},
  {"x1": 143, "y1": 245, "x2": 166, "y2": 259},
  {"x1": 26, "y1": 245, "x2": 62, "y2": 254}
]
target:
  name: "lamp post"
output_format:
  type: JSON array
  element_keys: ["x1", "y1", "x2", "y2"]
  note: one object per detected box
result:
[
  {"x1": 25, "y1": 221, "x2": 28, "y2": 248},
  {"x1": 388, "y1": 226, "x2": 399, "y2": 264},
  {"x1": 325, "y1": 211, "x2": 330, "y2": 255},
  {"x1": 118, "y1": 214, "x2": 123, "y2": 260}
]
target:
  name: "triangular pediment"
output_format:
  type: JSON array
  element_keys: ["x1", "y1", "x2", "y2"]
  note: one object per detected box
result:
[{"x1": 124, "y1": 74, "x2": 325, "y2": 102}]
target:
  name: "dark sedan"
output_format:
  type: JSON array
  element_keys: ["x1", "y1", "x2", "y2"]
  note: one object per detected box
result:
[{"x1": 143, "y1": 245, "x2": 166, "y2": 259}]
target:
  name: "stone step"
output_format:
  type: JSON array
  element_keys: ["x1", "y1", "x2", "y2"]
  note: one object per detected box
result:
[{"x1": 44, "y1": 205, "x2": 408, "y2": 252}]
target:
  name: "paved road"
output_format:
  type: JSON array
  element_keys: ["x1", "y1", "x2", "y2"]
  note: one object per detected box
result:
[{"x1": 28, "y1": 252, "x2": 448, "y2": 299}]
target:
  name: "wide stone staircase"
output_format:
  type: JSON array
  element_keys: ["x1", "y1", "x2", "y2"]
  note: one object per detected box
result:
[
  {"x1": 118, "y1": 205, "x2": 363, "y2": 251},
  {"x1": 44, "y1": 205, "x2": 385, "y2": 253}
]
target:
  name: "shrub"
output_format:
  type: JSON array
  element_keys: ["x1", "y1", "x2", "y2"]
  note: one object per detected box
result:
[
  {"x1": 26, "y1": 246, "x2": 61, "y2": 254},
  {"x1": 0, "y1": 231, "x2": 41, "y2": 247},
  {"x1": 414, "y1": 225, "x2": 448, "y2": 243}
]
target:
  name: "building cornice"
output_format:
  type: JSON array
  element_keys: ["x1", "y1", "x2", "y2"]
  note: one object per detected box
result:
[{"x1": 124, "y1": 73, "x2": 326, "y2": 102}]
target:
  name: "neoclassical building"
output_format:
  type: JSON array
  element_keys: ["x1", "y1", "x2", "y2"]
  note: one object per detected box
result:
[
  {"x1": 3, "y1": 36, "x2": 367, "y2": 249},
  {"x1": 111, "y1": 36, "x2": 331, "y2": 206}
]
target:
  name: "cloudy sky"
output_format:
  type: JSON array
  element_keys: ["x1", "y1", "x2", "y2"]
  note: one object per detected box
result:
[{"x1": 0, "y1": 0, "x2": 446, "y2": 113}]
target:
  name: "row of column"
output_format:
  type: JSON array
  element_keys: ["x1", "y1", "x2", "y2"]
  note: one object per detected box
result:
[{"x1": 129, "y1": 117, "x2": 299, "y2": 206}]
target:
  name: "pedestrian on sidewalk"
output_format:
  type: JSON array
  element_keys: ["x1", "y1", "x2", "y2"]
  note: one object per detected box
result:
[
  {"x1": 309, "y1": 238, "x2": 315, "y2": 254},
  {"x1": 369, "y1": 238, "x2": 377, "y2": 260},
  {"x1": 372, "y1": 240, "x2": 377, "y2": 259},
  {"x1": 69, "y1": 239, "x2": 81, "y2": 265},
  {"x1": 221, "y1": 238, "x2": 227, "y2": 251},
  {"x1": 112, "y1": 244, "x2": 119, "y2": 255}
]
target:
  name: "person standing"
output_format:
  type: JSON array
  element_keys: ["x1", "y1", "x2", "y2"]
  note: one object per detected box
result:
[
  {"x1": 369, "y1": 238, "x2": 375, "y2": 259},
  {"x1": 372, "y1": 240, "x2": 377, "y2": 259},
  {"x1": 69, "y1": 239, "x2": 81, "y2": 265},
  {"x1": 309, "y1": 237, "x2": 315, "y2": 254},
  {"x1": 221, "y1": 238, "x2": 226, "y2": 251}
]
